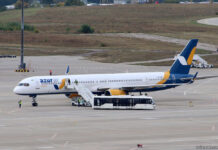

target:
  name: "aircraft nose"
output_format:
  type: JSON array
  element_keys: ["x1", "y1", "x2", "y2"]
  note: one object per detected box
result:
[{"x1": 13, "y1": 86, "x2": 19, "y2": 94}]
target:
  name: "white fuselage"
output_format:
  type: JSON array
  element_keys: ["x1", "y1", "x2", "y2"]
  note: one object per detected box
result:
[{"x1": 13, "y1": 72, "x2": 165, "y2": 95}]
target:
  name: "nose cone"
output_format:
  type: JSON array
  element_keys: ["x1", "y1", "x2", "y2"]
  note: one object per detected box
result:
[
  {"x1": 13, "y1": 86, "x2": 18, "y2": 94},
  {"x1": 13, "y1": 86, "x2": 21, "y2": 95}
]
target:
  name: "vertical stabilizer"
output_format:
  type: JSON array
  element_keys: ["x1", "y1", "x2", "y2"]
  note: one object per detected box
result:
[{"x1": 170, "y1": 39, "x2": 198, "y2": 74}]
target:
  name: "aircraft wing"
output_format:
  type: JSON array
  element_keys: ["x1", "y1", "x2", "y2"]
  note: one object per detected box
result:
[{"x1": 97, "y1": 83, "x2": 184, "y2": 92}]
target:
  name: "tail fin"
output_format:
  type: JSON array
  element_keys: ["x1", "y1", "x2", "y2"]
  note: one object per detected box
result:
[
  {"x1": 65, "y1": 65, "x2": 70, "y2": 75},
  {"x1": 170, "y1": 39, "x2": 198, "y2": 74}
]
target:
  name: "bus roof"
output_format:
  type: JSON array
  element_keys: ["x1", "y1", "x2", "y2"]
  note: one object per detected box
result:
[{"x1": 94, "y1": 95, "x2": 153, "y2": 99}]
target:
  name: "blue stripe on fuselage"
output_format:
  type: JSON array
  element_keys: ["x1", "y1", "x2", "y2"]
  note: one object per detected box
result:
[
  {"x1": 165, "y1": 73, "x2": 193, "y2": 84},
  {"x1": 136, "y1": 73, "x2": 194, "y2": 92}
]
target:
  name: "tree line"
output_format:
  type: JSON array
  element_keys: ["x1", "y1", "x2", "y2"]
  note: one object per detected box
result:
[
  {"x1": 1, "y1": 0, "x2": 217, "y2": 8},
  {"x1": 0, "y1": 0, "x2": 84, "y2": 8}
]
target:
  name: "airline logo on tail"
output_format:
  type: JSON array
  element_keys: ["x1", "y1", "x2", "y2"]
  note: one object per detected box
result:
[{"x1": 177, "y1": 46, "x2": 196, "y2": 66}]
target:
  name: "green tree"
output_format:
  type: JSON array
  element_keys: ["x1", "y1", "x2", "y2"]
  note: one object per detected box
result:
[
  {"x1": 78, "y1": 24, "x2": 94, "y2": 34},
  {"x1": 0, "y1": 0, "x2": 17, "y2": 7},
  {"x1": 15, "y1": 0, "x2": 30, "y2": 9},
  {"x1": 41, "y1": 0, "x2": 54, "y2": 4},
  {"x1": 0, "y1": 6, "x2": 6, "y2": 12},
  {"x1": 65, "y1": 0, "x2": 84, "y2": 6},
  {"x1": 164, "y1": 0, "x2": 180, "y2": 3}
]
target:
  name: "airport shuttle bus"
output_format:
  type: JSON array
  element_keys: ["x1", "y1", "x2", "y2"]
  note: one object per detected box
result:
[{"x1": 93, "y1": 95, "x2": 156, "y2": 110}]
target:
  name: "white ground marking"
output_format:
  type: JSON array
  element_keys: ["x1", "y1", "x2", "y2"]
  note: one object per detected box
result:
[
  {"x1": 141, "y1": 117, "x2": 159, "y2": 120},
  {"x1": 37, "y1": 146, "x2": 55, "y2": 149}
]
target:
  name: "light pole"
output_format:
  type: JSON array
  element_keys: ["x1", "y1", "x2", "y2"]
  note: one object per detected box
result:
[{"x1": 19, "y1": 0, "x2": 26, "y2": 69}]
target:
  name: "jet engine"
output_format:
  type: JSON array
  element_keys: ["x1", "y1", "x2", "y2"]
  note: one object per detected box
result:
[
  {"x1": 65, "y1": 93, "x2": 80, "y2": 99},
  {"x1": 105, "y1": 89, "x2": 126, "y2": 96}
]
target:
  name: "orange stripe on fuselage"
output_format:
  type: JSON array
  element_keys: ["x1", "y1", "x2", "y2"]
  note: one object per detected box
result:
[
  {"x1": 187, "y1": 47, "x2": 196, "y2": 65},
  {"x1": 157, "y1": 71, "x2": 170, "y2": 84}
]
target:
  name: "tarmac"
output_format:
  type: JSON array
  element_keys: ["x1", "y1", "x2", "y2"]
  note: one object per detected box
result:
[
  {"x1": 102, "y1": 33, "x2": 218, "y2": 52},
  {"x1": 0, "y1": 56, "x2": 218, "y2": 150}
]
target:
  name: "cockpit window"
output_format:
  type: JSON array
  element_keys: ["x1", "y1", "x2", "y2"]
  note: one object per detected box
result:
[
  {"x1": 18, "y1": 83, "x2": 29, "y2": 86},
  {"x1": 24, "y1": 83, "x2": 29, "y2": 86},
  {"x1": 18, "y1": 83, "x2": 24, "y2": 86}
]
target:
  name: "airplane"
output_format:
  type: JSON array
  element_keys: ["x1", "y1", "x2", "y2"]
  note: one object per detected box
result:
[{"x1": 13, "y1": 39, "x2": 216, "y2": 107}]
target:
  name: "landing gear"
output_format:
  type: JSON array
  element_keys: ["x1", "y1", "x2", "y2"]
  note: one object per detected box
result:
[{"x1": 31, "y1": 96, "x2": 38, "y2": 107}]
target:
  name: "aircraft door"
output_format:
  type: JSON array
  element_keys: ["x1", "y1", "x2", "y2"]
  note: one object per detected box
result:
[
  {"x1": 35, "y1": 79, "x2": 40, "y2": 90},
  {"x1": 65, "y1": 78, "x2": 71, "y2": 86}
]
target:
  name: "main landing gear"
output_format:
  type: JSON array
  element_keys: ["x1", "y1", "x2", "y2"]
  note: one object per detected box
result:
[{"x1": 31, "y1": 95, "x2": 38, "y2": 107}]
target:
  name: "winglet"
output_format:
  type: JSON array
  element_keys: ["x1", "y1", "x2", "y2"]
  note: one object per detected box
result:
[
  {"x1": 193, "y1": 72, "x2": 198, "y2": 80},
  {"x1": 190, "y1": 72, "x2": 198, "y2": 83}
]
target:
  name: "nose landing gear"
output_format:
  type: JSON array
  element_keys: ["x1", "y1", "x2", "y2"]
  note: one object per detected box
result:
[{"x1": 30, "y1": 95, "x2": 38, "y2": 107}]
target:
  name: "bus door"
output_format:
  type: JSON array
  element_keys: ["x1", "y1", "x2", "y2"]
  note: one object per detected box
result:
[{"x1": 129, "y1": 98, "x2": 133, "y2": 106}]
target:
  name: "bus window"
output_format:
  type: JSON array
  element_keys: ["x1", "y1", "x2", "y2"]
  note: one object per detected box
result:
[
  {"x1": 97, "y1": 99, "x2": 100, "y2": 106},
  {"x1": 148, "y1": 99, "x2": 152, "y2": 104}
]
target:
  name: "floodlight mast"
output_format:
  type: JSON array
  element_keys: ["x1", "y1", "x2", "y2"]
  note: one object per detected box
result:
[{"x1": 20, "y1": 0, "x2": 25, "y2": 69}]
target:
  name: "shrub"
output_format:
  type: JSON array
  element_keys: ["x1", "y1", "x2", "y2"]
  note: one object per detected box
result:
[
  {"x1": 15, "y1": 0, "x2": 29, "y2": 9},
  {"x1": 100, "y1": 43, "x2": 106, "y2": 47},
  {"x1": 34, "y1": 29, "x2": 39, "y2": 33},
  {"x1": 24, "y1": 24, "x2": 35, "y2": 31},
  {"x1": 0, "y1": 22, "x2": 36, "y2": 32},
  {"x1": 0, "y1": 7, "x2": 6, "y2": 12},
  {"x1": 164, "y1": 0, "x2": 180, "y2": 3},
  {"x1": 65, "y1": 0, "x2": 84, "y2": 6},
  {"x1": 78, "y1": 24, "x2": 94, "y2": 34},
  {"x1": 57, "y1": 2, "x2": 65, "y2": 7},
  {"x1": 66, "y1": 27, "x2": 71, "y2": 33}
]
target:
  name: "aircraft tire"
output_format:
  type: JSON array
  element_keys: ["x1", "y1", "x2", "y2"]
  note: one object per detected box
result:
[{"x1": 32, "y1": 103, "x2": 38, "y2": 107}]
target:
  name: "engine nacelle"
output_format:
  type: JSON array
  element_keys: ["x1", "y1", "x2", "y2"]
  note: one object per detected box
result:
[
  {"x1": 65, "y1": 93, "x2": 80, "y2": 99},
  {"x1": 105, "y1": 89, "x2": 126, "y2": 96}
]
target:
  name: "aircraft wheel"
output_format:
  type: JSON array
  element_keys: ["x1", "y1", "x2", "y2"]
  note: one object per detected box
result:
[{"x1": 32, "y1": 102, "x2": 38, "y2": 107}]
